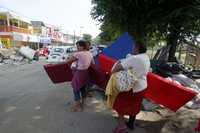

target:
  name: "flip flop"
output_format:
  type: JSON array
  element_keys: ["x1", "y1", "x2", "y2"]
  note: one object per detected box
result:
[
  {"x1": 113, "y1": 126, "x2": 128, "y2": 133},
  {"x1": 70, "y1": 105, "x2": 83, "y2": 112}
]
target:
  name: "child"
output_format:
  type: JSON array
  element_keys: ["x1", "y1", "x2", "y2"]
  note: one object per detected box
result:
[{"x1": 66, "y1": 40, "x2": 94, "y2": 112}]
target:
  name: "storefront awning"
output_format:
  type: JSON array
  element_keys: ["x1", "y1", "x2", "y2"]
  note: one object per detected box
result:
[{"x1": 13, "y1": 33, "x2": 40, "y2": 43}]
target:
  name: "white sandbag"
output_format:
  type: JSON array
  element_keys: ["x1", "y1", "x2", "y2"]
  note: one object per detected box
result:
[{"x1": 19, "y1": 46, "x2": 35, "y2": 60}]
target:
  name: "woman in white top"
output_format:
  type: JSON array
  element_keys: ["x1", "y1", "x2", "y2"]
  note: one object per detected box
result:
[{"x1": 112, "y1": 41, "x2": 150, "y2": 133}]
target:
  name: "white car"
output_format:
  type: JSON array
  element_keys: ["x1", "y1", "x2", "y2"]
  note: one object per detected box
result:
[
  {"x1": 89, "y1": 46, "x2": 98, "y2": 57},
  {"x1": 47, "y1": 46, "x2": 76, "y2": 63}
]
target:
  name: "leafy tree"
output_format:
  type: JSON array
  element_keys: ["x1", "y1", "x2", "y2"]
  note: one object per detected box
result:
[
  {"x1": 91, "y1": 0, "x2": 200, "y2": 61},
  {"x1": 82, "y1": 33, "x2": 92, "y2": 42}
]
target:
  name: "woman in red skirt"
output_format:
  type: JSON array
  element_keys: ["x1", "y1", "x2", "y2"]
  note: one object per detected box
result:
[
  {"x1": 66, "y1": 40, "x2": 94, "y2": 112},
  {"x1": 111, "y1": 41, "x2": 150, "y2": 133}
]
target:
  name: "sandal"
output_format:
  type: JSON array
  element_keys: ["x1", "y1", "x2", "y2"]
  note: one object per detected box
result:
[
  {"x1": 70, "y1": 104, "x2": 83, "y2": 112},
  {"x1": 113, "y1": 126, "x2": 128, "y2": 133},
  {"x1": 86, "y1": 92, "x2": 93, "y2": 97}
]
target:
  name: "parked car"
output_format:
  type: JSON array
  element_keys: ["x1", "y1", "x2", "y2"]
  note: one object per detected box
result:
[
  {"x1": 47, "y1": 46, "x2": 76, "y2": 63},
  {"x1": 89, "y1": 45, "x2": 98, "y2": 57},
  {"x1": 38, "y1": 47, "x2": 49, "y2": 57},
  {"x1": 89, "y1": 45, "x2": 107, "y2": 57},
  {"x1": 46, "y1": 45, "x2": 54, "y2": 54},
  {"x1": 97, "y1": 45, "x2": 107, "y2": 53}
]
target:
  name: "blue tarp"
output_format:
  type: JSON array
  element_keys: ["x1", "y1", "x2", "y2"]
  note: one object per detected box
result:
[{"x1": 102, "y1": 32, "x2": 134, "y2": 60}]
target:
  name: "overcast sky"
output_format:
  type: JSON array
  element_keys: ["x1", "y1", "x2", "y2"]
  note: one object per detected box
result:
[{"x1": 0, "y1": 0, "x2": 101, "y2": 38}]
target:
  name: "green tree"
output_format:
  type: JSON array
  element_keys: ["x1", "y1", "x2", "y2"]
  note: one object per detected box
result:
[
  {"x1": 92, "y1": 35, "x2": 110, "y2": 45},
  {"x1": 82, "y1": 33, "x2": 92, "y2": 42},
  {"x1": 91, "y1": 0, "x2": 200, "y2": 61}
]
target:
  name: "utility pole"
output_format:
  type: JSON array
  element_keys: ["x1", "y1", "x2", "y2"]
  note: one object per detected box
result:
[
  {"x1": 80, "y1": 26, "x2": 84, "y2": 39},
  {"x1": 73, "y1": 30, "x2": 76, "y2": 45},
  {"x1": 37, "y1": 36, "x2": 40, "y2": 50}
]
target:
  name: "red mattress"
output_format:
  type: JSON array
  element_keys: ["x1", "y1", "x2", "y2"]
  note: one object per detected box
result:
[
  {"x1": 43, "y1": 54, "x2": 197, "y2": 112},
  {"x1": 97, "y1": 54, "x2": 197, "y2": 112},
  {"x1": 44, "y1": 62, "x2": 73, "y2": 83},
  {"x1": 98, "y1": 54, "x2": 117, "y2": 74},
  {"x1": 44, "y1": 62, "x2": 108, "y2": 89},
  {"x1": 145, "y1": 72, "x2": 197, "y2": 111},
  {"x1": 89, "y1": 64, "x2": 109, "y2": 89}
]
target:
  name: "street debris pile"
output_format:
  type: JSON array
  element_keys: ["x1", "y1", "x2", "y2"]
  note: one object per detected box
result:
[
  {"x1": 137, "y1": 107, "x2": 200, "y2": 133},
  {"x1": 0, "y1": 46, "x2": 38, "y2": 66},
  {"x1": 148, "y1": 46, "x2": 200, "y2": 110}
]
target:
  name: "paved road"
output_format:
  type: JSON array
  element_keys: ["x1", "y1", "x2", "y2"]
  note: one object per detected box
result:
[{"x1": 0, "y1": 60, "x2": 147, "y2": 133}]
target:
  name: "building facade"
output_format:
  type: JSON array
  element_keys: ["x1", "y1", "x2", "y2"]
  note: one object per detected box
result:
[
  {"x1": 0, "y1": 9, "x2": 40, "y2": 49},
  {"x1": 0, "y1": 8, "x2": 82, "y2": 49}
]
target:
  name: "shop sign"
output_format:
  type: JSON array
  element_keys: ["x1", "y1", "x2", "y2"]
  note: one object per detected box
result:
[
  {"x1": 0, "y1": 38, "x2": 11, "y2": 48},
  {"x1": 27, "y1": 35, "x2": 39, "y2": 43},
  {"x1": 40, "y1": 37, "x2": 51, "y2": 44}
]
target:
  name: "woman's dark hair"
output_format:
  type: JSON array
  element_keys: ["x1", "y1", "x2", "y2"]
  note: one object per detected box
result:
[
  {"x1": 86, "y1": 41, "x2": 91, "y2": 50},
  {"x1": 76, "y1": 40, "x2": 87, "y2": 50},
  {"x1": 135, "y1": 41, "x2": 147, "y2": 54},
  {"x1": 86, "y1": 41, "x2": 91, "y2": 46}
]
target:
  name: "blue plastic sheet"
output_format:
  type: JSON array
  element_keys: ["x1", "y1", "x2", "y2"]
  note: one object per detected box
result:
[{"x1": 102, "y1": 32, "x2": 134, "y2": 60}]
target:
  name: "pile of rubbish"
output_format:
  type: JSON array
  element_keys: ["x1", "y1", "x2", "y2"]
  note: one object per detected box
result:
[
  {"x1": 153, "y1": 46, "x2": 200, "y2": 109},
  {"x1": 0, "y1": 46, "x2": 38, "y2": 66},
  {"x1": 142, "y1": 45, "x2": 200, "y2": 111}
]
